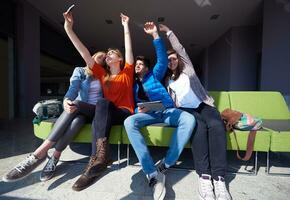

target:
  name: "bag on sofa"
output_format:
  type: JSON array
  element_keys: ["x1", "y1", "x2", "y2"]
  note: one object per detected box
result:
[
  {"x1": 32, "y1": 99, "x2": 63, "y2": 124},
  {"x1": 221, "y1": 108, "x2": 263, "y2": 161}
]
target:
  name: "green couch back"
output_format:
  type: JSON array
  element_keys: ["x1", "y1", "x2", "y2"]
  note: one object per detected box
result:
[
  {"x1": 209, "y1": 91, "x2": 230, "y2": 112},
  {"x1": 229, "y1": 91, "x2": 290, "y2": 120}
]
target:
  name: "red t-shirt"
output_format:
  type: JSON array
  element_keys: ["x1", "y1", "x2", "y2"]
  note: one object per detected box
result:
[{"x1": 92, "y1": 62, "x2": 135, "y2": 114}]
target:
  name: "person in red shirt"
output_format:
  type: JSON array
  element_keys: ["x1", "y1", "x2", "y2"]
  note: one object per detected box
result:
[{"x1": 63, "y1": 11, "x2": 134, "y2": 191}]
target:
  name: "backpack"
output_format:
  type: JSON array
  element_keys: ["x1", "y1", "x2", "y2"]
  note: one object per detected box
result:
[
  {"x1": 221, "y1": 108, "x2": 263, "y2": 161},
  {"x1": 32, "y1": 99, "x2": 63, "y2": 124}
]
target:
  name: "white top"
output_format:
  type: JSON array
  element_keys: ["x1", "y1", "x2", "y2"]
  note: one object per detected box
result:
[
  {"x1": 87, "y1": 80, "x2": 102, "y2": 105},
  {"x1": 168, "y1": 73, "x2": 201, "y2": 108}
]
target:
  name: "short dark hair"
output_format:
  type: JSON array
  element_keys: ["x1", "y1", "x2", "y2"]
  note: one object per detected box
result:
[{"x1": 135, "y1": 56, "x2": 150, "y2": 68}]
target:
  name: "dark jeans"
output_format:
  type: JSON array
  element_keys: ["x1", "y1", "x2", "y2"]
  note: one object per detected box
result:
[
  {"x1": 47, "y1": 100, "x2": 95, "y2": 152},
  {"x1": 91, "y1": 98, "x2": 131, "y2": 155},
  {"x1": 181, "y1": 103, "x2": 227, "y2": 179}
]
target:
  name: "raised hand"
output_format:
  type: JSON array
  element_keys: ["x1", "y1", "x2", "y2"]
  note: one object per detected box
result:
[
  {"x1": 63, "y1": 12, "x2": 74, "y2": 30},
  {"x1": 120, "y1": 13, "x2": 129, "y2": 26},
  {"x1": 144, "y1": 22, "x2": 157, "y2": 35},
  {"x1": 159, "y1": 24, "x2": 170, "y2": 33}
]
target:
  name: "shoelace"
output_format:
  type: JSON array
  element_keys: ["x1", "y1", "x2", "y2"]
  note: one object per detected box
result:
[
  {"x1": 84, "y1": 156, "x2": 97, "y2": 172},
  {"x1": 43, "y1": 157, "x2": 57, "y2": 172},
  {"x1": 15, "y1": 155, "x2": 37, "y2": 172}
]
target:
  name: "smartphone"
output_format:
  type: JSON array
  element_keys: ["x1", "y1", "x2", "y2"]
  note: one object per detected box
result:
[{"x1": 66, "y1": 4, "x2": 75, "y2": 13}]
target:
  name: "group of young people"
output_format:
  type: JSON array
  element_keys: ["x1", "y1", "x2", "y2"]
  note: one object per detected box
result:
[{"x1": 2, "y1": 11, "x2": 232, "y2": 200}]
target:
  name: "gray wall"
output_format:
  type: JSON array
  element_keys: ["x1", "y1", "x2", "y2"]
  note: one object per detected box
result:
[
  {"x1": 201, "y1": 25, "x2": 261, "y2": 91},
  {"x1": 230, "y1": 26, "x2": 261, "y2": 90},
  {"x1": 207, "y1": 31, "x2": 232, "y2": 90},
  {"x1": 260, "y1": 0, "x2": 290, "y2": 95},
  {"x1": 16, "y1": 1, "x2": 40, "y2": 117}
]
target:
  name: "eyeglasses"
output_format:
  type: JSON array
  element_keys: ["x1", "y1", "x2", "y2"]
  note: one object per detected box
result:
[{"x1": 107, "y1": 50, "x2": 121, "y2": 57}]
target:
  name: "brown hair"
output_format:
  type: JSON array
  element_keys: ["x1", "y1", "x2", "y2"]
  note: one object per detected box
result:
[
  {"x1": 85, "y1": 51, "x2": 106, "y2": 76},
  {"x1": 166, "y1": 49, "x2": 184, "y2": 81}
]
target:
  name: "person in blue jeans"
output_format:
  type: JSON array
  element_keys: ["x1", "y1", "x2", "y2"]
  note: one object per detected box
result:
[{"x1": 124, "y1": 22, "x2": 196, "y2": 200}]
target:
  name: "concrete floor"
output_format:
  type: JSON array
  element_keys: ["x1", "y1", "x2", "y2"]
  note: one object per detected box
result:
[{"x1": 0, "y1": 118, "x2": 290, "y2": 200}]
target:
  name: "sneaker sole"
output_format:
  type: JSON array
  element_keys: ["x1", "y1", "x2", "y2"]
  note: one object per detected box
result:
[
  {"x1": 2, "y1": 156, "x2": 46, "y2": 183},
  {"x1": 72, "y1": 177, "x2": 96, "y2": 192},
  {"x1": 40, "y1": 172, "x2": 55, "y2": 182},
  {"x1": 2, "y1": 172, "x2": 32, "y2": 183},
  {"x1": 158, "y1": 187, "x2": 166, "y2": 200}
]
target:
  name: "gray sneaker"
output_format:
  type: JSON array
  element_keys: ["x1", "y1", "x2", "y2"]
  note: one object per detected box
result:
[
  {"x1": 149, "y1": 171, "x2": 166, "y2": 200},
  {"x1": 40, "y1": 156, "x2": 59, "y2": 181},
  {"x1": 2, "y1": 154, "x2": 45, "y2": 182}
]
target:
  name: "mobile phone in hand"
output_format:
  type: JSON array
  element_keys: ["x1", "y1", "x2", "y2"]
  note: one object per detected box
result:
[{"x1": 66, "y1": 4, "x2": 75, "y2": 13}]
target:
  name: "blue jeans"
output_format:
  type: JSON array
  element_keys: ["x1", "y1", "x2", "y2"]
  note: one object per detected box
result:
[{"x1": 124, "y1": 108, "x2": 196, "y2": 175}]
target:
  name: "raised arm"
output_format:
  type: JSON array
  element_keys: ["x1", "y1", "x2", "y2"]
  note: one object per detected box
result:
[
  {"x1": 159, "y1": 24, "x2": 195, "y2": 75},
  {"x1": 121, "y1": 13, "x2": 134, "y2": 65},
  {"x1": 63, "y1": 12, "x2": 94, "y2": 68},
  {"x1": 144, "y1": 22, "x2": 168, "y2": 81}
]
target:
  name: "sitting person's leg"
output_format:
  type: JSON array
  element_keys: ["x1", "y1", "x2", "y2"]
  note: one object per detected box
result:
[
  {"x1": 40, "y1": 114, "x2": 86, "y2": 181},
  {"x1": 124, "y1": 112, "x2": 166, "y2": 200},
  {"x1": 124, "y1": 112, "x2": 161, "y2": 175},
  {"x1": 183, "y1": 107, "x2": 215, "y2": 200},
  {"x1": 2, "y1": 107, "x2": 80, "y2": 182},
  {"x1": 160, "y1": 108, "x2": 195, "y2": 170},
  {"x1": 34, "y1": 109, "x2": 80, "y2": 158},
  {"x1": 72, "y1": 98, "x2": 131, "y2": 191},
  {"x1": 199, "y1": 103, "x2": 231, "y2": 200}
]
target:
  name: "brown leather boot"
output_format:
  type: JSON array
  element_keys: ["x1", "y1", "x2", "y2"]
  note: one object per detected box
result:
[
  {"x1": 87, "y1": 137, "x2": 112, "y2": 178},
  {"x1": 72, "y1": 156, "x2": 97, "y2": 191},
  {"x1": 72, "y1": 138, "x2": 112, "y2": 191}
]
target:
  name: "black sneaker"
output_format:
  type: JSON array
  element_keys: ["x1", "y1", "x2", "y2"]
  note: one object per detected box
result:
[
  {"x1": 40, "y1": 156, "x2": 59, "y2": 181},
  {"x1": 2, "y1": 154, "x2": 45, "y2": 182},
  {"x1": 157, "y1": 162, "x2": 168, "y2": 174}
]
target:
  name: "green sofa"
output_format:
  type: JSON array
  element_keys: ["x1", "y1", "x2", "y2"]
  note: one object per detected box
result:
[
  {"x1": 33, "y1": 91, "x2": 290, "y2": 174},
  {"x1": 228, "y1": 91, "x2": 290, "y2": 175}
]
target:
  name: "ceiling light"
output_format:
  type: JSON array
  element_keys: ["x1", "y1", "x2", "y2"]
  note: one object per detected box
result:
[
  {"x1": 105, "y1": 19, "x2": 113, "y2": 24},
  {"x1": 210, "y1": 14, "x2": 220, "y2": 20}
]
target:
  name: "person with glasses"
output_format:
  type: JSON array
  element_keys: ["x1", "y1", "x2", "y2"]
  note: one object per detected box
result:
[{"x1": 62, "y1": 11, "x2": 135, "y2": 191}]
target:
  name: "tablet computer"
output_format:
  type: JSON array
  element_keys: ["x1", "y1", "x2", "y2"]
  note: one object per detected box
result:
[{"x1": 137, "y1": 101, "x2": 165, "y2": 111}]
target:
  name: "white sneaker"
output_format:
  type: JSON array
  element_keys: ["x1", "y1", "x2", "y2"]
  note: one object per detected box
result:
[
  {"x1": 149, "y1": 171, "x2": 166, "y2": 200},
  {"x1": 213, "y1": 176, "x2": 232, "y2": 200},
  {"x1": 198, "y1": 174, "x2": 215, "y2": 200}
]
